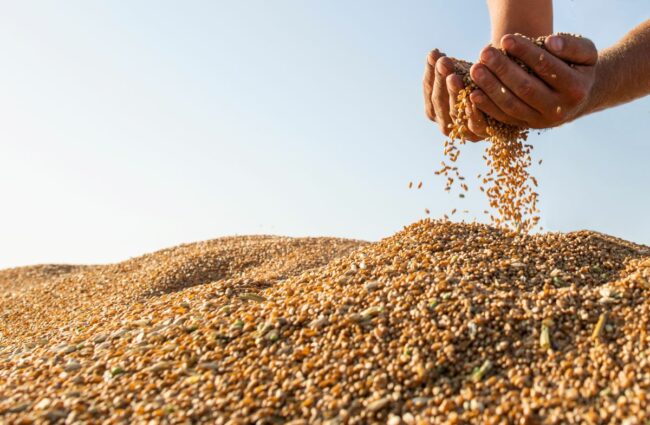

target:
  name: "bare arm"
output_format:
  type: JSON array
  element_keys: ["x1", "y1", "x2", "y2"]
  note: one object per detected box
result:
[
  {"x1": 487, "y1": 0, "x2": 553, "y2": 47},
  {"x1": 583, "y1": 19, "x2": 650, "y2": 115}
]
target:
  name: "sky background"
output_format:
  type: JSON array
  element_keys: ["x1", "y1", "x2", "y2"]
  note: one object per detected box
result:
[{"x1": 1, "y1": 1, "x2": 648, "y2": 268}]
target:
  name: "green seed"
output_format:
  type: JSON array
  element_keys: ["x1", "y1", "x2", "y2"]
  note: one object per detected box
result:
[
  {"x1": 266, "y1": 330, "x2": 280, "y2": 341},
  {"x1": 239, "y1": 293, "x2": 266, "y2": 302},
  {"x1": 110, "y1": 366, "x2": 124, "y2": 376},
  {"x1": 470, "y1": 359, "x2": 492, "y2": 382}
]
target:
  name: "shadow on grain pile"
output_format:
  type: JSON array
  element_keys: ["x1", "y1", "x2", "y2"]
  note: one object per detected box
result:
[{"x1": 1, "y1": 220, "x2": 650, "y2": 424}]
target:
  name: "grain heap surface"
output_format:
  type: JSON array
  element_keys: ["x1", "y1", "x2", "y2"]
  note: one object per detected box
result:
[
  {"x1": 437, "y1": 36, "x2": 551, "y2": 232},
  {"x1": 0, "y1": 265, "x2": 90, "y2": 296},
  {"x1": 2, "y1": 221, "x2": 650, "y2": 424},
  {"x1": 0, "y1": 236, "x2": 363, "y2": 348}
]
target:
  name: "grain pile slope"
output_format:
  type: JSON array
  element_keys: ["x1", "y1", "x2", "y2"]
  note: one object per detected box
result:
[
  {"x1": 2, "y1": 222, "x2": 650, "y2": 424},
  {"x1": 0, "y1": 235, "x2": 363, "y2": 346},
  {"x1": 0, "y1": 265, "x2": 90, "y2": 296}
]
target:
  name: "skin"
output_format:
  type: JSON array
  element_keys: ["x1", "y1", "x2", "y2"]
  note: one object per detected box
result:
[
  {"x1": 469, "y1": 33, "x2": 598, "y2": 132},
  {"x1": 424, "y1": 3, "x2": 650, "y2": 140},
  {"x1": 486, "y1": 0, "x2": 553, "y2": 48},
  {"x1": 473, "y1": 20, "x2": 650, "y2": 132},
  {"x1": 423, "y1": 0, "x2": 553, "y2": 141}
]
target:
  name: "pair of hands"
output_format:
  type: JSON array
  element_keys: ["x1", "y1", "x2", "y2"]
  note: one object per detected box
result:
[{"x1": 423, "y1": 34, "x2": 599, "y2": 141}]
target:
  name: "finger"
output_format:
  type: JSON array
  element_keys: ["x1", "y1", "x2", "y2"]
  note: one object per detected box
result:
[
  {"x1": 466, "y1": 103, "x2": 489, "y2": 140},
  {"x1": 462, "y1": 130, "x2": 482, "y2": 143},
  {"x1": 433, "y1": 57, "x2": 454, "y2": 135},
  {"x1": 545, "y1": 34, "x2": 598, "y2": 66},
  {"x1": 470, "y1": 63, "x2": 542, "y2": 126},
  {"x1": 450, "y1": 101, "x2": 482, "y2": 142},
  {"x1": 423, "y1": 49, "x2": 444, "y2": 121},
  {"x1": 445, "y1": 74, "x2": 482, "y2": 141},
  {"x1": 446, "y1": 73, "x2": 464, "y2": 121},
  {"x1": 470, "y1": 89, "x2": 528, "y2": 128},
  {"x1": 478, "y1": 46, "x2": 557, "y2": 114},
  {"x1": 446, "y1": 74, "x2": 482, "y2": 142},
  {"x1": 500, "y1": 34, "x2": 579, "y2": 90}
]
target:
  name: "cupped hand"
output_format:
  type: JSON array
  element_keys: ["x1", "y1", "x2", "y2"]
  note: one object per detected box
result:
[
  {"x1": 423, "y1": 50, "x2": 485, "y2": 142},
  {"x1": 469, "y1": 33, "x2": 598, "y2": 129}
]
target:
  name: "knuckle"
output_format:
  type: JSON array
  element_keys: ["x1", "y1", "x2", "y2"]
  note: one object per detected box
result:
[
  {"x1": 534, "y1": 59, "x2": 555, "y2": 79},
  {"x1": 516, "y1": 79, "x2": 536, "y2": 99},
  {"x1": 479, "y1": 77, "x2": 496, "y2": 94},
  {"x1": 567, "y1": 83, "x2": 588, "y2": 104},
  {"x1": 491, "y1": 55, "x2": 511, "y2": 77},
  {"x1": 433, "y1": 93, "x2": 445, "y2": 109},
  {"x1": 434, "y1": 84, "x2": 448, "y2": 104},
  {"x1": 500, "y1": 96, "x2": 518, "y2": 115}
]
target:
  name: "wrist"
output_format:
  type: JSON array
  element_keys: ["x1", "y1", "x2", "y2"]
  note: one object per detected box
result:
[{"x1": 578, "y1": 53, "x2": 609, "y2": 118}]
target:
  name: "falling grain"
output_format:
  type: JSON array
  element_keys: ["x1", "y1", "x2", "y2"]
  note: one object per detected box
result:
[{"x1": 433, "y1": 35, "x2": 577, "y2": 232}]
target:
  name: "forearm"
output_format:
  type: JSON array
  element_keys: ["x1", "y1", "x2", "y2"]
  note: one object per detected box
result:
[
  {"x1": 487, "y1": 0, "x2": 553, "y2": 47},
  {"x1": 583, "y1": 19, "x2": 650, "y2": 116}
]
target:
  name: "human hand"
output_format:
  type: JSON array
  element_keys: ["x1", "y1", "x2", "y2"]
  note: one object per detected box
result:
[
  {"x1": 468, "y1": 33, "x2": 598, "y2": 130},
  {"x1": 423, "y1": 50, "x2": 485, "y2": 142}
]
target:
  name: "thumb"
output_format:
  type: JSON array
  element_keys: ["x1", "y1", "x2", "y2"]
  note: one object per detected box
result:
[{"x1": 545, "y1": 34, "x2": 598, "y2": 66}]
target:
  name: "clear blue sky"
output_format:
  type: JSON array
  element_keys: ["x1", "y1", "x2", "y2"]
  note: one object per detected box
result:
[{"x1": 1, "y1": 1, "x2": 648, "y2": 268}]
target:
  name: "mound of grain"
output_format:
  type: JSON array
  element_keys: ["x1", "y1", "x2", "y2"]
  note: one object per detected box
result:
[{"x1": 2, "y1": 221, "x2": 650, "y2": 424}]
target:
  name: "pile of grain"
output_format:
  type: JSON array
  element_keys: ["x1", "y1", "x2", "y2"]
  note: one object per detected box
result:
[{"x1": 2, "y1": 221, "x2": 650, "y2": 424}]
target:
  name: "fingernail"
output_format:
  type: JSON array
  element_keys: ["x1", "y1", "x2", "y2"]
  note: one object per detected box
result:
[
  {"x1": 548, "y1": 36, "x2": 563, "y2": 52},
  {"x1": 480, "y1": 48, "x2": 495, "y2": 64},
  {"x1": 473, "y1": 66, "x2": 486, "y2": 80},
  {"x1": 427, "y1": 48, "x2": 440, "y2": 63},
  {"x1": 502, "y1": 36, "x2": 515, "y2": 50},
  {"x1": 437, "y1": 59, "x2": 451, "y2": 75}
]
